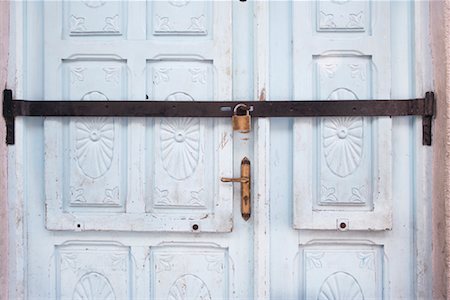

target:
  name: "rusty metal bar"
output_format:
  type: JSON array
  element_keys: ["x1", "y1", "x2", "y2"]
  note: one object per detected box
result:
[{"x1": 3, "y1": 89, "x2": 435, "y2": 145}]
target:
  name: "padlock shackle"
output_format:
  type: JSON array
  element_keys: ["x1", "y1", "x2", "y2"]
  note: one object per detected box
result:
[{"x1": 233, "y1": 103, "x2": 250, "y2": 116}]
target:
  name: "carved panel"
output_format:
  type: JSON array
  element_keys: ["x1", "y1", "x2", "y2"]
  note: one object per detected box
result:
[
  {"x1": 314, "y1": 56, "x2": 373, "y2": 210},
  {"x1": 146, "y1": 61, "x2": 213, "y2": 213},
  {"x1": 75, "y1": 116, "x2": 114, "y2": 180},
  {"x1": 323, "y1": 116, "x2": 363, "y2": 177},
  {"x1": 300, "y1": 244, "x2": 383, "y2": 299},
  {"x1": 160, "y1": 114, "x2": 200, "y2": 180},
  {"x1": 56, "y1": 242, "x2": 131, "y2": 299},
  {"x1": 317, "y1": 272, "x2": 364, "y2": 300},
  {"x1": 150, "y1": 1, "x2": 210, "y2": 36},
  {"x1": 63, "y1": 59, "x2": 127, "y2": 212},
  {"x1": 150, "y1": 244, "x2": 228, "y2": 299},
  {"x1": 168, "y1": 275, "x2": 212, "y2": 300},
  {"x1": 73, "y1": 272, "x2": 115, "y2": 300},
  {"x1": 316, "y1": 1, "x2": 369, "y2": 33},
  {"x1": 64, "y1": 1, "x2": 125, "y2": 37},
  {"x1": 293, "y1": 1, "x2": 392, "y2": 230},
  {"x1": 44, "y1": 2, "x2": 232, "y2": 232}
]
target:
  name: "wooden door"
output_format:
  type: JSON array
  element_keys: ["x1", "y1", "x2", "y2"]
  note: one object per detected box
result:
[
  {"x1": 268, "y1": 1, "x2": 426, "y2": 299},
  {"x1": 23, "y1": 1, "x2": 254, "y2": 298}
]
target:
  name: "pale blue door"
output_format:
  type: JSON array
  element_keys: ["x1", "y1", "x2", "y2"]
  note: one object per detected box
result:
[
  {"x1": 268, "y1": 1, "x2": 428, "y2": 299},
  {"x1": 14, "y1": 1, "x2": 428, "y2": 299},
  {"x1": 23, "y1": 0, "x2": 254, "y2": 298}
]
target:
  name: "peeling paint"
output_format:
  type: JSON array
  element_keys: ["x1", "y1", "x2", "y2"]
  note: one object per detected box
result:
[
  {"x1": 259, "y1": 87, "x2": 266, "y2": 101},
  {"x1": 218, "y1": 132, "x2": 229, "y2": 150}
]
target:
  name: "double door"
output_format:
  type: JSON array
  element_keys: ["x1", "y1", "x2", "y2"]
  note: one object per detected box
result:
[{"x1": 14, "y1": 1, "x2": 425, "y2": 298}]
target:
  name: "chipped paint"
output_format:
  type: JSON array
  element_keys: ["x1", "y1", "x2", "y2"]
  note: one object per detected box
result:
[
  {"x1": 259, "y1": 87, "x2": 266, "y2": 101},
  {"x1": 0, "y1": 1, "x2": 9, "y2": 298},
  {"x1": 218, "y1": 132, "x2": 230, "y2": 150}
]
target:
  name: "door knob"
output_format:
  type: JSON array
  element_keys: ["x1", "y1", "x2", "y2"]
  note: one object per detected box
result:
[{"x1": 221, "y1": 157, "x2": 251, "y2": 221}]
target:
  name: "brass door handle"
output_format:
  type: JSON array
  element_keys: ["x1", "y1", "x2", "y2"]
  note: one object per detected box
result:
[
  {"x1": 221, "y1": 157, "x2": 251, "y2": 221},
  {"x1": 221, "y1": 177, "x2": 249, "y2": 183}
]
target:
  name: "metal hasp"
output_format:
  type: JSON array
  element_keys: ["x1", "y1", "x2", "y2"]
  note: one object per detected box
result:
[
  {"x1": 422, "y1": 91, "x2": 435, "y2": 146},
  {"x1": 221, "y1": 157, "x2": 251, "y2": 221},
  {"x1": 3, "y1": 89, "x2": 14, "y2": 145},
  {"x1": 3, "y1": 89, "x2": 435, "y2": 145}
]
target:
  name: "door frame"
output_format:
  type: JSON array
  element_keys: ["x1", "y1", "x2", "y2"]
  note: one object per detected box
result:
[
  {"x1": 5, "y1": 1, "x2": 433, "y2": 299},
  {"x1": 413, "y1": 1, "x2": 433, "y2": 298},
  {"x1": 0, "y1": 1, "x2": 9, "y2": 300}
]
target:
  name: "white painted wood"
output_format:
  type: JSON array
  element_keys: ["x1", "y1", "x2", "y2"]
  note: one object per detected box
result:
[
  {"x1": 253, "y1": 1, "x2": 271, "y2": 299},
  {"x1": 413, "y1": 2, "x2": 433, "y2": 298},
  {"x1": 149, "y1": 242, "x2": 231, "y2": 299},
  {"x1": 254, "y1": 118, "x2": 270, "y2": 300},
  {"x1": 7, "y1": 1, "x2": 26, "y2": 299},
  {"x1": 18, "y1": 1, "x2": 255, "y2": 299},
  {"x1": 8, "y1": 1, "x2": 433, "y2": 298},
  {"x1": 43, "y1": 1, "x2": 233, "y2": 232},
  {"x1": 268, "y1": 1, "x2": 431, "y2": 299},
  {"x1": 292, "y1": 1, "x2": 393, "y2": 231}
]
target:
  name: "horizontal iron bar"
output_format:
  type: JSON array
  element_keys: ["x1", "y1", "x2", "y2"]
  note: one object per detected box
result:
[
  {"x1": 9, "y1": 97, "x2": 433, "y2": 118},
  {"x1": 2, "y1": 89, "x2": 435, "y2": 146}
]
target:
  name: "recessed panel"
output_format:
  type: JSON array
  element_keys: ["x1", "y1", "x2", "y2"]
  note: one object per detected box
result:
[
  {"x1": 56, "y1": 242, "x2": 132, "y2": 299},
  {"x1": 146, "y1": 60, "x2": 214, "y2": 214},
  {"x1": 314, "y1": 55, "x2": 373, "y2": 212},
  {"x1": 64, "y1": 1, "x2": 126, "y2": 37},
  {"x1": 150, "y1": 244, "x2": 229, "y2": 299},
  {"x1": 150, "y1": 1, "x2": 210, "y2": 36},
  {"x1": 63, "y1": 58, "x2": 127, "y2": 212},
  {"x1": 316, "y1": 0, "x2": 370, "y2": 33},
  {"x1": 299, "y1": 243, "x2": 383, "y2": 299}
]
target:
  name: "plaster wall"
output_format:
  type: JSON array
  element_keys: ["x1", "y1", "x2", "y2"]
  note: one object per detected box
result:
[
  {"x1": 0, "y1": 0, "x2": 9, "y2": 299},
  {"x1": 430, "y1": 1, "x2": 450, "y2": 299}
]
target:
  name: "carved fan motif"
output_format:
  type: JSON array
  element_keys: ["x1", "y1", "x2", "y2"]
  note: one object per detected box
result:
[
  {"x1": 75, "y1": 92, "x2": 114, "y2": 179},
  {"x1": 160, "y1": 92, "x2": 200, "y2": 180},
  {"x1": 168, "y1": 274, "x2": 211, "y2": 300},
  {"x1": 317, "y1": 272, "x2": 364, "y2": 300},
  {"x1": 72, "y1": 272, "x2": 115, "y2": 300},
  {"x1": 323, "y1": 89, "x2": 363, "y2": 177}
]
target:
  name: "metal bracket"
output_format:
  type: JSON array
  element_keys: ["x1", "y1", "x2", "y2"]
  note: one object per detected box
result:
[
  {"x1": 3, "y1": 89, "x2": 14, "y2": 145},
  {"x1": 2, "y1": 89, "x2": 435, "y2": 145}
]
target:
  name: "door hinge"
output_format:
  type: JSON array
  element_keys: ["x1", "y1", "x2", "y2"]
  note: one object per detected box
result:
[{"x1": 2, "y1": 89, "x2": 435, "y2": 145}]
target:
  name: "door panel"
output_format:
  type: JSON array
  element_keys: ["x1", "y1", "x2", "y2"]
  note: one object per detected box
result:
[
  {"x1": 16, "y1": 1, "x2": 426, "y2": 298},
  {"x1": 269, "y1": 1, "x2": 418, "y2": 299},
  {"x1": 44, "y1": 0, "x2": 232, "y2": 232},
  {"x1": 293, "y1": 1, "x2": 392, "y2": 231},
  {"x1": 24, "y1": 1, "x2": 253, "y2": 298},
  {"x1": 56, "y1": 242, "x2": 132, "y2": 299},
  {"x1": 150, "y1": 1, "x2": 211, "y2": 37},
  {"x1": 150, "y1": 243, "x2": 230, "y2": 299},
  {"x1": 299, "y1": 243, "x2": 383, "y2": 300},
  {"x1": 64, "y1": 1, "x2": 126, "y2": 38}
]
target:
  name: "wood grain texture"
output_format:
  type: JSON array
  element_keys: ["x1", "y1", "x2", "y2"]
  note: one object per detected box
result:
[{"x1": 0, "y1": 1, "x2": 9, "y2": 299}]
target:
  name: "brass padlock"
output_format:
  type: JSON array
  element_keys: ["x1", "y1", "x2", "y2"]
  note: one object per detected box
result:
[{"x1": 232, "y1": 103, "x2": 251, "y2": 133}]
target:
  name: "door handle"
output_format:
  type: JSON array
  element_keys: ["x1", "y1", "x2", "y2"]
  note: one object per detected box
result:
[{"x1": 221, "y1": 157, "x2": 251, "y2": 221}]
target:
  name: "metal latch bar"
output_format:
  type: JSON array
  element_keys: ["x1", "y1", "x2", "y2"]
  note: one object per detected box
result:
[{"x1": 2, "y1": 89, "x2": 435, "y2": 145}]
